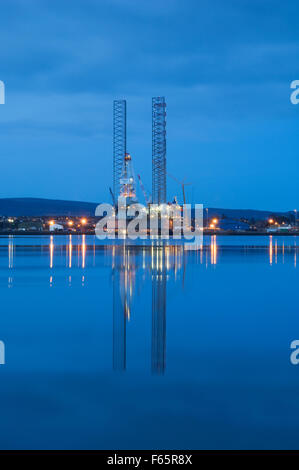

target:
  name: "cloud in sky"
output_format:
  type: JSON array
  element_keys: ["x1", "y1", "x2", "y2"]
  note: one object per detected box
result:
[{"x1": 0, "y1": 0, "x2": 298, "y2": 209}]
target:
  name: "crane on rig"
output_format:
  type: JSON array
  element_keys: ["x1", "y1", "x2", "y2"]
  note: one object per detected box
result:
[
  {"x1": 109, "y1": 187, "x2": 116, "y2": 207},
  {"x1": 167, "y1": 173, "x2": 191, "y2": 205},
  {"x1": 137, "y1": 174, "x2": 152, "y2": 205}
]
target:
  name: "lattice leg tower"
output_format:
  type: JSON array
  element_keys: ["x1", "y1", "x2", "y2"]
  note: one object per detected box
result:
[
  {"x1": 113, "y1": 100, "x2": 127, "y2": 200},
  {"x1": 152, "y1": 97, "x2": 166, "y2": 205}
]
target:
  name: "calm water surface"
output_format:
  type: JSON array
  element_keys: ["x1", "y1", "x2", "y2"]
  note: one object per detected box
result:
[{"x1": 0, "y1": 235, "x2": 298, "y2": 449}]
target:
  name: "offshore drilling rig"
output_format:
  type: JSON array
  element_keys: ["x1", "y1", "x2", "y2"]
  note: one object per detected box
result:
[{"x1": 112, "y1": 97, "x2": 167, "y2": 210}]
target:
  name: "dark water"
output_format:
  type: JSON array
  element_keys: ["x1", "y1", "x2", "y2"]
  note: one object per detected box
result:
[{"x1": 0, "y1": 235, "x2": 298, "y2": 450}]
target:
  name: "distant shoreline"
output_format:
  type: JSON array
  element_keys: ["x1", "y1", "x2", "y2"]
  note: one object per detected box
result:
[{"x1": 0, "y1": 231, "x2": 297, "y2": 236}]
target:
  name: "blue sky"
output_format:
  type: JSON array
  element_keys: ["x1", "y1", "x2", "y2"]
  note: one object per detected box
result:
[{"x1": 0, "y1": 0, "x2": 298, "y2": 210}]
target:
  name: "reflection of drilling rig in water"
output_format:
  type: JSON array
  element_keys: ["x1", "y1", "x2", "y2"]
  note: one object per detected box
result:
[
  {"x1": 111, "y1": 245, "x2": 183, "y2": 374},
  {"x1": 151, "y1": 246, "x2": 166, "y2": 374},
  {"x1": 112, "y1": 247, "x2": 136, "y2": 371}
]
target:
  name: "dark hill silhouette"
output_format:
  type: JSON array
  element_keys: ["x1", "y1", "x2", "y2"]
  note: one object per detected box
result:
[
  {"x1": 0, "y1": 197, "x2": 293, "y2": 220},
  {"x1": 0, "y1": 198, "x2": 99, "y2": 216}
]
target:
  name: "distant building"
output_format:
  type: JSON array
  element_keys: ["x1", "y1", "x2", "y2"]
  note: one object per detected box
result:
[
  {"x1": 49, "y1": 223, "x2": 64, "y2": 232},
  {"x1": 218, "y1": 219, "x2": 251, "y2": 231},
  {"x1": 18, "y1": 220, "x2": 43, "y2": 231},
  {"x1": 267, "y1": 225, "x2": 293, "y2": 233}
]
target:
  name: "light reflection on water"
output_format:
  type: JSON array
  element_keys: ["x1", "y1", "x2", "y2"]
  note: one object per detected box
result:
[
  {"x1": 3, "y1": 235, "x2": 298, "y2": 374},
  {"x1": 3, "y1": 234, "x2": 297, "y2": 271}
]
